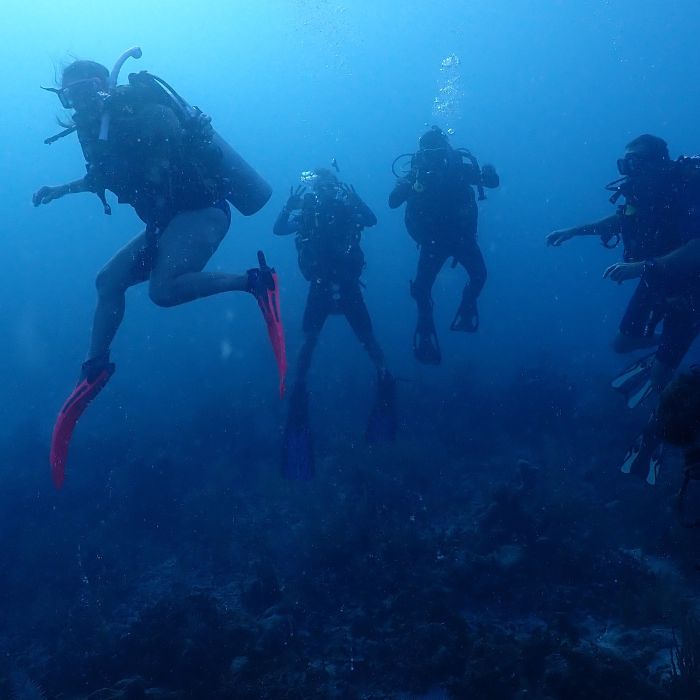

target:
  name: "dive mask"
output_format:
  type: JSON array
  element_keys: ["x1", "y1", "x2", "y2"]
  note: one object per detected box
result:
[
  {"x1": 617, "y1": 152, "x2": 654, "y2": 177},
  {"x1": 42, "y1": 77, "x2": 106, "y2": 110}
]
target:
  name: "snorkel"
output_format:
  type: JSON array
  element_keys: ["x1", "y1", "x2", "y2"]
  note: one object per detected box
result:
[{"x1": 98, "y1": 46, "x2": 143, "y2": 141}]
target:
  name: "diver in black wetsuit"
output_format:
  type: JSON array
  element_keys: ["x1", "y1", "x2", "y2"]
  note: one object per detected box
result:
[
  {"x1": 389, "y1": 126, "x2": 499, "y2": 365},
  {"x1": 274, "y1": 168, "x2": 387, "y2": 381},
  {"x1": 547, "y1": 134, "x2": 700, "y2": 396},
  {"x1": 549, "y1": 134, "x2": 700, "y2": 484},
  {"x1": 274, "y1": 168, "x2": 395, "y2": 478}
]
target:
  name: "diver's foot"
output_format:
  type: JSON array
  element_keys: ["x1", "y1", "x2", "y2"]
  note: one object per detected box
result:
[
  {"x1": 451, "y1": 297, "x2": 479, "y2": 332},
  {"x1": 80, "y1": 353, "x2": 115, "y2": 383},
  {"x1": 246, "y1": 266, "x2": 275, "y2": 299},
  {"x1": 413, "y1": 329, "x2": 441, "y2": 365}
]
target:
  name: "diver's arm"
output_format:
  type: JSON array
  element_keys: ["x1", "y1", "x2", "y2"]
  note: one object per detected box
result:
[
  {"x1": 345, "y1": 187, "x2": 377, "y2": 227},
  {"x1": 274, "y1": 186, "x2": 305, "y2": 235},
  {"x1": 480, "y1": 164, "x2": 499, "y2": 189},
  {"x1": 273, "y1": 207, "x2": 299, "y2": 236},
  {"x1": 32, "y1": 178, "x2": 89, "y2": 206},
  {"x1": 653, "y1": 239, "x2": 700, "y2": 281},
  {"x1": 605, "y1": 239, "x2": 700, "y2": 284},
  {"x1": 547, "y1": 215, "x2": 620, "y2": 247},
  {"x1": 355, "y1": 198, "x2": 378, "y2": 227},
  {"x1": 389, "y1": 178, "x2": 412, "y2": 208}
]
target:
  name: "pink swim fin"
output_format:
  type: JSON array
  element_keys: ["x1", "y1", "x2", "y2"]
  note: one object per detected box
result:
[
  {"x1": 252, "y1": 251, "x2": 287, "y2": 397},
  {"x1": 50, "y1": 364, "x2": 115, "y2": 489}
]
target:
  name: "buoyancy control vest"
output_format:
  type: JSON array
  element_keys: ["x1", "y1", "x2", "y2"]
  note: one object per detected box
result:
[
  {"x1": 607, "y1": 156, "x2": 700, "y2": 261},
  {"x1": 59, "y1": 71, "x2": 272, "y2": 226}
]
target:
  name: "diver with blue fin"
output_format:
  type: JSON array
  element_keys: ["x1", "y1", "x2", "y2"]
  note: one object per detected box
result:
[
  {"x1": 34, "y1": 48, "x2": 284, "y2": 487},
  {"x1": 274, "y1": 167, "x2": 396, "y2": 479},
  {"x1": 389, "y1": 126, "x2": 499, "y2": 364}
]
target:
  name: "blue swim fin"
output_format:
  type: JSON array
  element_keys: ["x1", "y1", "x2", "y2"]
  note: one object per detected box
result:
[{"x1": 282, "y1": 381, "x2": 314, "y2": 480}]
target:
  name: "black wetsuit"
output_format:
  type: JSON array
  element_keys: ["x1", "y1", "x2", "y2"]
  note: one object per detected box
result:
[
  {"x1": 389, "y1": 148, "x2": 499, "y2": 344},
  {"x1": 612, "y1": 163, "x2": 700, "y2": 368},
  {"x1": 274, "y1": 190, "x2": 384, "y2": 379}
]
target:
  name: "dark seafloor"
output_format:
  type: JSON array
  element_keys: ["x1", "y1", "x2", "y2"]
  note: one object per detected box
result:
[{"x1": 2, "y1": 364, "x2": 700, "y2": 700}]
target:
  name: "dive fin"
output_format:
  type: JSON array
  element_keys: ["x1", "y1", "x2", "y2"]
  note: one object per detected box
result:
[
  {"x1": 366, "y1": 371, "x2": 398, "y2": 445},
  {"x1": 620, "y1": 416, "x2": 662, "y2": 484},
  {"x1": 282, "y1": 382, "x2": 314, "y2": 480},
  {"x1": 50, "y1": 363, "x2": 115, "y2": 489},
  {"x1": 413, "y1": 328, "x2": 441, "y2": 364},
  {"x1": 250, "y1": 251, "x2": 287, "y2": 397},
  {"x1": 611, "y1": 352, "x2": 655, "y2": 391},
  {"x1": 450, "y1": 295, "x2": 479, "y2": 333},
  {"x1": 626, "y1": 378, "x2": 654, "y2": 409},
  {"x1": 646, "y1": 443, "x2": 664, "y2": 486}
]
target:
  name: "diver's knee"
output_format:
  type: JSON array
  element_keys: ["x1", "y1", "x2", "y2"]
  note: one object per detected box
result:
[{"x1": 148, "y1": 282, "x2": 177, "y2": 308}]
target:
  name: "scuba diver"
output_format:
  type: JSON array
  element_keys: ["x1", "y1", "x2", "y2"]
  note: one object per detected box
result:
[
  {"x1": 274, "y1": 167, "x2": 396, "y2": 479},
  {"x1": 389, "y1": 126, "x2": 499, "y2": 365},
  {"x1": 33, "y1": 49, "x2": 284, "y2": 488},
  {"x1": 547, "y1": 134, "x2": 700, "y2": 483}
]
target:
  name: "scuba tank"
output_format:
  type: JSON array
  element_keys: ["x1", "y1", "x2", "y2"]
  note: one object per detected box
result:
[{"x1": 127, "y1": 71, "x2": 272, "y2": 217}]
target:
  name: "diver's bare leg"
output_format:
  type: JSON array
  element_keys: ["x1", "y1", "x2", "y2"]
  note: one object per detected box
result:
[
  {"x1": 87, "y1": 232, "x2": 152, "y2": 361},
  {"x1": 148, "y1": 208, "x2": 247, "y2": 307}
]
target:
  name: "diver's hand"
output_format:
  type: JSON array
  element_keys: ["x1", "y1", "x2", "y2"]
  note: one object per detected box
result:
[
  {"x1": 285, "y1": 185, "x2": 305, "y2": 211},
  {"x1": 32, "y1": 185, "x2": 68, "y2": 207},
  {"x1": 480, "y1": 164, "x2": 498, "y2": 187},
  {"x1": 193, "y1": 111, "x2": 213, "y2": 139},
  {"x1": 546, "y1": 228, "x2": 576, "y2": 247},
  {"x1": 339, "y1": 183, "x2": 359, "y2": 202},
  {"x1": 603, "y1": 261, "x2": 644, "y2": 283}
]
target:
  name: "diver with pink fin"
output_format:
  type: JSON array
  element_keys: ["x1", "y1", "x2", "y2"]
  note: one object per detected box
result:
[{"x1": 35, "y1": 47, "x2": 286, "y2": 487}]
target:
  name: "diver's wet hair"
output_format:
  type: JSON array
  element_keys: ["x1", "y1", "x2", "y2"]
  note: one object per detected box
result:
[
  {"x1": 61, "y1": 60, "x2": 109, "y2": 88},
  {"x1": 658, "y1": 370, "x2": 700, "y2": 446},
  {"x1": 625, "y1": 134, "x2": 669, "y2": 161}
]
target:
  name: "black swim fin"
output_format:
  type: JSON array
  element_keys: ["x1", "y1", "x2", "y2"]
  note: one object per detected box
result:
[
  {"x1": 366, "y1": 370, "x2": 398, "y2": 445},
  {"x1": 281, "y1": 381, "x2": 314, "y2": 480},
  {"x1": 450, "y1": 294, "x2": 479, "y2": 332},
  {"x1": 413, "y1": 327, "x2": 441, "y2": 365},
  {"x1": 620, "y1": 414, "x2": 663, "y2": 486},
  {"x1": 612, "y1": 352, "x2": 656, "y2": 408},
  {"x1": 411, "y1": 281, "x2": 441, "y2": 365}
]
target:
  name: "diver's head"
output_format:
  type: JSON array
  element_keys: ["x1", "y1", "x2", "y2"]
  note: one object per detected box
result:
[
  {"x1": 59, "y1": 60, "x2": 109, "y2": 114},
  {"x1": 617, "y1": 134, "x2": 669, "y2": 178},
  {"x1": 657, "y1": 369, "x2": 700, "y2": 447},
  {"x1": 306, "y1": 167, "x2": 340, "y2": 201},
  {"x1": 419, "y1": 125, "x2": 450, "y2": 151},
  {"x1": 416, "y1": 126, "x2": 451, "y2": 172}
]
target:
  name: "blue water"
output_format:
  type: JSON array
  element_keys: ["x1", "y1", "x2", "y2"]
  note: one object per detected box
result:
[{"x1": 2, "y1": 1, "x2": 700, "y2": 698}]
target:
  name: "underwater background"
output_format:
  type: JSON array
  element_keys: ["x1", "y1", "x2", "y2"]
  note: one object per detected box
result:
[{"x1": 2, "y1": 0, "x2": 700, "y2": 697}]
